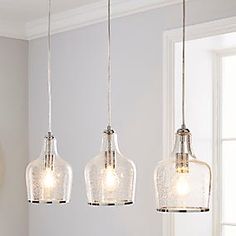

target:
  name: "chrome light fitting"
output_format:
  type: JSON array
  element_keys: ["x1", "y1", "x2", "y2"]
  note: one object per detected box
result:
[
  {"x1": 26, "y1": 0, "x2": 73, "y2": 204},
  {"x1": 154, "y1": 0, "x2": 211, "y2": 213},
  {"x1": 84, "y1": 0, "x2": 136, "y2": 206}
]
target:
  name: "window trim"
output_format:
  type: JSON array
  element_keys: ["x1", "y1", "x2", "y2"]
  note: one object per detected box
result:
[{"x1": 212, "y1": 52, "x2": 222, "y2": 236}]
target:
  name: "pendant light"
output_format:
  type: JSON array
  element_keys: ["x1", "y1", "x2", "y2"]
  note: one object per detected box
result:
[
  {"x1": 84, "y1": 0, "x2": 136, "y2": 206},
  {"x1": 154, "y1": 0, "x2": 211, "y2": 212},
  {"x1": 26, "y1": 0, "x2": 72, "y2": 204}
]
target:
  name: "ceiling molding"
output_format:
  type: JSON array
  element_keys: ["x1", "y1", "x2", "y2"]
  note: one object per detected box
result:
[
  {"x1": 25, "y1": 0, "x2": 185, "y2": 40},
  {"x1": 164, "y1": 15, "x2": 236, "y2": 42},
  {"x1": 0, "y1": 21, "x2": 25, "y2": 40}
]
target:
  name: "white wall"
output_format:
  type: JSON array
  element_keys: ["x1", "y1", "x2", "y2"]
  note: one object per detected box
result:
[
  {"x1": 28, "y1": 1, "x2": 236, "y2": 236},
  {"x1": 0, "y1": 37, "x2": 28, "y2": 236}
]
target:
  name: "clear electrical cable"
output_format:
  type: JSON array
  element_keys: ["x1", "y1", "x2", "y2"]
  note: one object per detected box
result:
[
  {"x1": 181, "y1": 0, "x2": 186, "y2": 129},
  {"x1": 47, "y1": 0, "x2": 52, "y2": 133},
  {"x1": 107, "y1": 0, "x2": 112, "y2": 129}
]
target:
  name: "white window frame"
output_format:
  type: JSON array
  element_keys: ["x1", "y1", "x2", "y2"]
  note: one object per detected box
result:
[
  {"x1": 212, "y1": 51, "x2": 222, "y2": 236},
  {"x1": 162, "y1": 16, "x2": 236, "y2": 236}
]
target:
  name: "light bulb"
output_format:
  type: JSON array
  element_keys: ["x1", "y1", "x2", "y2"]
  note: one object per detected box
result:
[
  {"x1": 43, "y1": 169, "x2": 55, "y2": 188},
  {"x1": 103, "y1": 167, "x2": 119, "y2": 192},
  {"x1": 175, "y1": 174, "x2": 190, "y2": 196}
]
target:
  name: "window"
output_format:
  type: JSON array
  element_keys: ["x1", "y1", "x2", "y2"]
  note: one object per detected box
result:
[{"x1": 216, "y1": 54, "x2": 236, "y2": 236}]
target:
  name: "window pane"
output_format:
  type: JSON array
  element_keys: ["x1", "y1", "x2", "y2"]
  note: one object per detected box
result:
[
  {"x1": 222, "y1": 55, "x2": 236, "y2": 138},
  {"x1": 223, "y1": 225, "x2": 236, "y2": 236},
  {"x1": 222, "y1": 141, "x2": 236, "y2": 222}
]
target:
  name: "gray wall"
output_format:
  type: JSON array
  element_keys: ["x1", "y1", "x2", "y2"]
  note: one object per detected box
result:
[
  {"x1": 0, "y1": 37, "x2": 28, "y2": 236},
  {"x1": 28, "y1": 1, "x2": 236, "y2": 236}
]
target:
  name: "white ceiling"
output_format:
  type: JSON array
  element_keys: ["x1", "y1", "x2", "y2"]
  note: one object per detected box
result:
[{"x1": 0, "y1": 0, "x2": 99, "y2": 22}]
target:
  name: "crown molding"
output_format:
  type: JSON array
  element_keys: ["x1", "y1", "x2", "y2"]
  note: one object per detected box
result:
[
  {"x1": 0, "y1": 20, "x2": 25, "y2": 40},
  {"x1": 25, "y1": 0, "x2": 185, "y2": 40},
  {"x1": 164, "y1": 15, "x2": 236, "y2": 43}
]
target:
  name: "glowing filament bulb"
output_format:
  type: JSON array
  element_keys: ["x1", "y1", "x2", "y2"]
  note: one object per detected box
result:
[
  {"x1": 175, "y1": 174, "x2": 190, "y2": 196},
  {"x1": 43, "y1": 169, "x2": 55, "y2": 188},
  {"x1": 103, "y1": 167, "x2": 119, "y2": 191}
]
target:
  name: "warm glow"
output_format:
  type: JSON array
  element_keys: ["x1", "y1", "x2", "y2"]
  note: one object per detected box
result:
[
  {"x1": 103, "y1": 167, "x2": 119, "y2": 191},
  {"x1": 175, "y1": 174, "x2": 190, "y2": 196},
  {"x1": 43, "y1": 170, "x2": 55, "y2": 188}
]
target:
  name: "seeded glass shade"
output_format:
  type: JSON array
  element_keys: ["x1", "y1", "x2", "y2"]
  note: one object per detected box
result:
[
  {"x1": 26, "y1": 133, "x2": 72, "y2": 204},
  {"x1": 85, "y1": 129, "x2": 136, "y2": 206},
  {"x1": 154, "y1": 128, "x2": 211, "y2": 212}
]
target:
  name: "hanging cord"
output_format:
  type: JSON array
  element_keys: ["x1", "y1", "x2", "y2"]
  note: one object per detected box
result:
[
  {"x1": 47, "y1": 0, "x2": 52, "y2": 133},
  {"x1": 107, "y1": 0, "x2": 112, "y2": 130},
  {"x1": 181, "y1": 0, "x2": 186, "y2": 129}
]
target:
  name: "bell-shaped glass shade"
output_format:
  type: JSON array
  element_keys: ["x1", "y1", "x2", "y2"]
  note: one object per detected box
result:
[
  {"x1": 154, "y1": 128, "x2": 211, "y2": 212},
  {"x1": 84, "y1": 129, "x2": 136, "y2": 206},
  {"x1": 26, "y1": 133, "x2": 72, "y2": 204}
]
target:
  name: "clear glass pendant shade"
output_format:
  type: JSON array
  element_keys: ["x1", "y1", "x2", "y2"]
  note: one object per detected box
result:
[
  {"x1": 85, "y1": 128, "x2": 136, "y2": 206},
  {"x1": 154, "y1": 128, "x2": 211, "y2": 212},
  {"x1": 26, "y1": 133, "x2": 72, "y2": 204}
]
